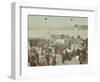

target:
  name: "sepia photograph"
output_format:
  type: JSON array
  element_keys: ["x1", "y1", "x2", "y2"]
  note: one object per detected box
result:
[
  {"x1": 11, "y1": 3, "x2": 96, "y2": 79},
  {"x1": 28, "y1": 15, "x2": 88, "y2": 66}
]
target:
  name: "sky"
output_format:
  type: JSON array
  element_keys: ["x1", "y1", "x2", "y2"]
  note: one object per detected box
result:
[
  {"x1": 28, "y1": 15, "x2": 88, "y2": 38},
  {"x1": 28, "y1": 15, "x2": 88, "y2": 30}
]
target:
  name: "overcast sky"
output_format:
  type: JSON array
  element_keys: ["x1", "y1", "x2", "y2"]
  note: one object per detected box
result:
[
  {"x1": 28, "y1": 15, "x2": 88, "y2": 38},
  {"x1": 28, "y1": 15, "x2": 88, "y2": 30}
]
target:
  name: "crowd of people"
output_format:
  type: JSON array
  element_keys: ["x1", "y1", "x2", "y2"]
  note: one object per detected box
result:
[{"x1": 28, "y1": 34, "x2": 88, "y2": 66}]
